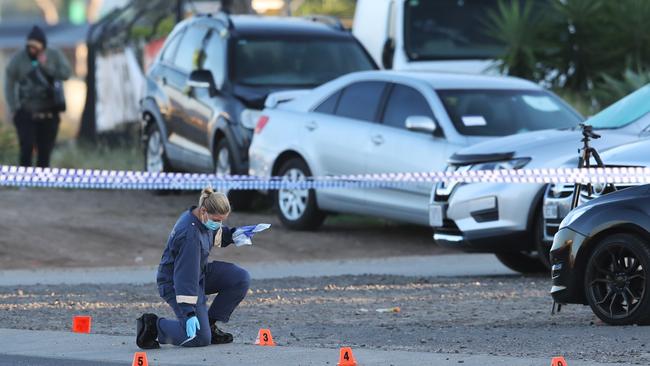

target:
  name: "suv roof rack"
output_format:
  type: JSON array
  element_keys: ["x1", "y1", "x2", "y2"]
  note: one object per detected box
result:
[{"x1": 301, "y1": 15, "x2": 346, "y2": 31}]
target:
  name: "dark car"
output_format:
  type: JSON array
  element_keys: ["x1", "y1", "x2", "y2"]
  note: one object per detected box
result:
[
  {"x1": 550, "y1": 184, "x2": 650, "y2": 325},
  {"x1": 140, "y1": 13, "x2": 377, "y2": 202}
]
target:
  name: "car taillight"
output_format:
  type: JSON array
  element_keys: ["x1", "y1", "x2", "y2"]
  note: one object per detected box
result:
[{"x1": 255, "y1": 115, "x2": 269, "y2": 134}]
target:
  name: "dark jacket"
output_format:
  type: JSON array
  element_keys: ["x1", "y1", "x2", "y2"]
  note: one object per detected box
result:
[
  {"x1": 4, "y1": 48, "x2": 72, "y2": 114},
  {"x1": 156, "y1": 207, "x2": 235, "y2": 316}
]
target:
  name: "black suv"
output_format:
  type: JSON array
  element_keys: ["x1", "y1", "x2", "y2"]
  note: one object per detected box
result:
[{"x1": 140, "y1": 13, "x2": 377, "y2": 201}]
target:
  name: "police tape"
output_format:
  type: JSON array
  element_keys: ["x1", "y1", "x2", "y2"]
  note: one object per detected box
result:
[{"x1": 1, "y1": 165, "x2": 649, "y2": 190}]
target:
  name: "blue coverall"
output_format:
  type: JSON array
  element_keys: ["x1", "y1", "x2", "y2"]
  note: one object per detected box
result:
[{"x1": 156, "y1": 206, "x2": 251, "y2": 347}]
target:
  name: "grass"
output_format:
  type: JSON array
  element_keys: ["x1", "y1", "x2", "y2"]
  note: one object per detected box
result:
[{"x1": 0, "y1": 121, "x2": 143, "y2": 171}]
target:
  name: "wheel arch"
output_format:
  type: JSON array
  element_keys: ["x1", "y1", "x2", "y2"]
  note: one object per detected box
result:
[
  {"x1": 572, "y1": 223, "x2": 650, "y2": 304},
  {"x1": 271, "y1": 150, "x2": 307, "y2": 176}
]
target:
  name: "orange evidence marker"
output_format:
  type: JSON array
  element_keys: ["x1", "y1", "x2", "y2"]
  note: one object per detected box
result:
[
  {"x1": 337, "y1": 347, "x2": 357, "y2": 366},
  {"x1": 254, "y1": 328, "x2": 276, "y2": 346},
  {"x1": 132, "y1": 352, "x2": 148, "y2": 366},
  {"x1": 551, "y1": 356, "x2": 568, "y2": 366},
  {"x1": 72, "y1": 316, "x2": 92, "y2": 333}
]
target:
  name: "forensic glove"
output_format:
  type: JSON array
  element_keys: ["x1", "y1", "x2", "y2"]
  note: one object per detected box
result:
[
  {"x1": 232, "y1": 224, "x2": 271, "y2": 246},
  {"x1": 185, "y1": 315, "x2": 200, "y2": 338}
]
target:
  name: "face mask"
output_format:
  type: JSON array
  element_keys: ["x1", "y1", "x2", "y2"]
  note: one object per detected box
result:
[
  {"x1": 201, "y1": 211, "x2": 222, "y2": 231},
  {"x1": 203, "y1": 219, "x2": 221, "y2": 231}
]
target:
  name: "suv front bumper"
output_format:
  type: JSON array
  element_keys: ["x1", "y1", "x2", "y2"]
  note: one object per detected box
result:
[
  {"x1": 550, "y1": 227, "x2": 588, "y2": 304},
  {"x1": 431, "y1": 182, "x2": 544, "y2": 252}
]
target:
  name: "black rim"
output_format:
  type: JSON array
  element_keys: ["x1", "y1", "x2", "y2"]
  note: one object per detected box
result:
[{"x1": 588, "y1": 244, "x2": 646, "y2": 320}]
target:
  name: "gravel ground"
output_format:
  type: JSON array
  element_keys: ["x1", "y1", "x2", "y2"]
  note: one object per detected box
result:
[{"x1": 1, "y1": 274, "x2": 648, "y2": 364}]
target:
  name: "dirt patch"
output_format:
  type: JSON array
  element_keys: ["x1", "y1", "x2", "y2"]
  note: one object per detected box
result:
[{"x1": 0, "y1": 188, "x2": 450, "y2": 269}]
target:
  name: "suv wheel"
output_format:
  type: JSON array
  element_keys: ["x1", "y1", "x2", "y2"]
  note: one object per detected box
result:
[
  {"x1": 145, "y1": 123, "x2": 171, "y2": 195},
  {"x1": 495, "y1": 251, "x2": 547, "y2": 274},
  {"x1": 584, "y1": 233, "x2": 650, "y2": 325},
  {"x1": 145, "y1": 123, "x2": 169, "y2": 174},
  {"x1": 214, "y1": 139, "x2": 253, "y2": 210},
  {"x1": 274, "y1": 158, "x2": 326, "y2": 230},
  {"x1": 534, "y1": 211, "x2": 553, "y2": 270}
]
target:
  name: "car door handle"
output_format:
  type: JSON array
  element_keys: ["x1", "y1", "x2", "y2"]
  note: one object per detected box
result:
[
  {"x1": 305, "y1": 121, "x2": 318, "y2": 131},
  {"x1": 371, "y1": 134, "x2": 384, "y2": 145},
  {"x1": 161, "y1": 77, "x2": 167, "y2": 85}
]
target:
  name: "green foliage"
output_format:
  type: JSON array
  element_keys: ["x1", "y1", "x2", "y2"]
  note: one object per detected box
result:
[
  {"x1": 483, "y1": 0, "x2": 546, "y2": 79},
  {"x1": 0, "y1": 122, "x2": 18, "y2": 166},
  {"x1": 593, "y1": 69, "x2": 650, "y2": 108},
  {"x1": 50, "y1": 141, "x2": 143, "y2": 171},
  {"x1": 484, "y1": 0, "x2": 650, "y2": 105},
  {"x1": 294, "y1": 0, "x2": 356, "y2": 18}
]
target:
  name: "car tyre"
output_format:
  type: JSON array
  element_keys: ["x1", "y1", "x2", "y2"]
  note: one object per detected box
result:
[
  {"x1": 214, "y1": 139, "x2": 254, "y2": 210},
  {"x1": 534, "y1": 211, "x2": 553, "y2": 271},
  {"x1": 495, "y1": 251, "x2": 547, "y2": 274},
  {"x1": 144, "y1": 122, "x2": 171, "y2": 195},
  {"x1": 274, "y1": 158, "x2": 326, "y2": 230},
  {"x1": 584, "y1": 233, "x2": 650, "y2": 325}
]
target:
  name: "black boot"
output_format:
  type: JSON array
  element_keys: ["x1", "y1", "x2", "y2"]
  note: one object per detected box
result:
[
  {"x1": 136, "y1": 313, "x2": 160, "y2": 349},
  {"x1": 210, "y1": 323, "x2": 233, "y2": 344}
]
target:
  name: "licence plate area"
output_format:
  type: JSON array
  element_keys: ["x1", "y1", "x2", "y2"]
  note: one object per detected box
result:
[
  {"x1": 429, "y1": 204, "x2": 444, "y2": 227},
  {"x1": 543, "y1": 204, "x2": 559, "y2": 219}
]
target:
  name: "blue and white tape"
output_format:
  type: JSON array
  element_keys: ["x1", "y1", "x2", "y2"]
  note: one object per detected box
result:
[{"x1": 1, "y1": 165, "x2": 649, "y2": 190}]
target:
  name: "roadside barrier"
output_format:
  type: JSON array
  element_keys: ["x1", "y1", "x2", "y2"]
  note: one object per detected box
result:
[{"x1": 1, "y1": 165, "x2": 649, "y2": 190}]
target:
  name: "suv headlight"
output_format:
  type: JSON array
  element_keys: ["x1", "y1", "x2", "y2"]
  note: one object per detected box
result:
[
  {"x1": 240, "y1": 109, "x2": 262, "y2": 130},
  {"x1": 470, "y1": 158, "x2": 531, "y2": 171},
  {"x1": 559, "y1": 205, "x2": 590, "y2": 229}
]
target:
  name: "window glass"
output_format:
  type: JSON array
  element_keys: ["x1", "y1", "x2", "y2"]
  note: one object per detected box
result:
[
  {"x1": 173, "y1": 26, "x2": 208, "y2": 71},
  {"x1": 335, "y1": 82, "x2": 387, "y2": 121},
  {"x1": 314, "y1": 90, "x2": 341, "y2": 115},
  {"x1": 404, "y1": 0, "x2": 547, "y2": 61},
  {"x1": 437, "y1": 89, "x2": 582, "y2": 136},
  {"x1": 232, "y1": 38, "x2": 375, "y2": 87},
  {"x1": 382, "y1": 84, "x2": 433, "y2": 129},
  {"x1": 202, "y1": 30, "x2": 226, "y2": 87},
  {"x1": 161, "y1": 31, "x2": 183, "y2": 63},
  {"x1": 586, "y1": 84, "x2": 650, "y2": 129}
]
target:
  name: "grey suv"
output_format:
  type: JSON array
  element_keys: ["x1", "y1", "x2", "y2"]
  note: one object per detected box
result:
[{"x1": 140, "y1": 13, "x2": 376, "y2": 203}]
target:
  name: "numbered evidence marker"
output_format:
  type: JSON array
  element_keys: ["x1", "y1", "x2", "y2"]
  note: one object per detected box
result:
[
  {"x1": 132, "y1": 352, "x2": 148, "y2": 366},
  {"x1": 72, "y1": 316, "x2": 92, "y2": 333},
  {"x1": 337, "y1": 347, "x2": 357, "y2": 366},
  {"x1": 551, "y1": 356, "x2": 568, "y2": 366},
  {"x1": 254, "y1": 328, "x2": 276, "y2": 346}
]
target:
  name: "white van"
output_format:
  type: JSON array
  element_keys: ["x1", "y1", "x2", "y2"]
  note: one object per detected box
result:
[{"x1": 353, "y1": 0, "x2": 509, "y2": 73}]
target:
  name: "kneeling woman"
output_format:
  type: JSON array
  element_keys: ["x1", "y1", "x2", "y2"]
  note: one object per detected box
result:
[{"x1": 137, "y1": 187, "x2": 251, "y2": 348}]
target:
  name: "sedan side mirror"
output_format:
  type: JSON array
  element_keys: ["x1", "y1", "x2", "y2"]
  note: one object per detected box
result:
[
  {"x1": 405, "y1": 115, "x2": 437, "y2": 134},
  {"x1": 187, "y1": 69, "x2": 217, "y2": 95}
]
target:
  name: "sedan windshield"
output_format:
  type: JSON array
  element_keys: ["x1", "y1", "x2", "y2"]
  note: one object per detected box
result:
[
  {"x1": 587, "y1": 84, "x2": 650, "y2": 129},
  {"x1": 232, "y1": 38, "x2": 376, "y2": 87},
  {"x1": 437, "y1": 89, "x2": 583, "y2": 136}
]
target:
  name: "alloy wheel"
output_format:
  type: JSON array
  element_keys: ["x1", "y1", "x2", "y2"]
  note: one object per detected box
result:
[
  {"x1": 146, "y1": 130, "x2": 164, "y2": 173},
  {"x1": 587, "y1": 244, "x2": 647, "y2": 320},
  {"x1": 278, "y1": 168, "x2": 309, "y2": 220}
]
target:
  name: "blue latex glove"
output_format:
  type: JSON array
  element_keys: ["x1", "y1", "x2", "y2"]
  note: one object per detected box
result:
[
  {"x1": 185, "y1": 316, "x2": 200, "y2": 338},
  {"x1": 233, "y1": 224, "x2": 271, "y2": 247}
]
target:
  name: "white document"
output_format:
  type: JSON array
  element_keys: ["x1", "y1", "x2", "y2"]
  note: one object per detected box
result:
[{"x1": 461, "y1": 115, "x2": 488, "y2": 127}]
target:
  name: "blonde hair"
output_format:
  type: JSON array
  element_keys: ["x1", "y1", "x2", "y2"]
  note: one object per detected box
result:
[{"x1": 198, "y1": 186, "x2": 231, "y2": 215}]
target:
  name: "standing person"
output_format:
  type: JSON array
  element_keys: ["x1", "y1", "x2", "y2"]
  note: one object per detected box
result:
[
  {"x1": 4, "y1": 25, "x2": 71, "y2": 167},
  {"x1": 137, "y1": 187, "x2": 252, "y2": 348}
]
